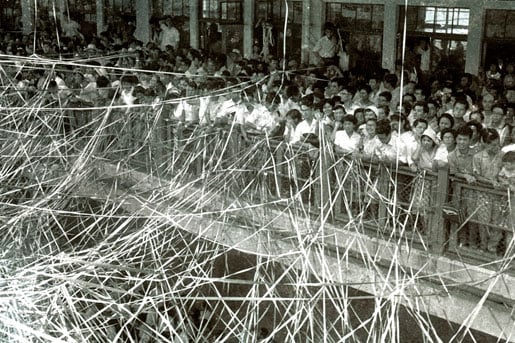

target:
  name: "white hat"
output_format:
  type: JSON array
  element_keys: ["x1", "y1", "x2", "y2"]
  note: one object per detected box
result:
[
  {"x1": 422, "y1": 128, "x2": 437, "y2": 144},
  {"x1": 365, "y1": 105, "x2": 378, "y2": 114}
]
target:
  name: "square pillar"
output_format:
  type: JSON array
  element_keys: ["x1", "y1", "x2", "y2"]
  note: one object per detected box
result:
[
  {"x1": 465, "y1": 4, "x2": 483, "y2": 75},
  {"x1": 190, "y1": 0, "x2": 200, "y2": 49},
  {"x1": 301, "y1": 0, "x2": 311, "y2": 64},
  {"x1": 382, "y1": 2, "x2": 398, "y2": 73},
  {"x1": 21, "y1": 0, "x2": 34, "y2": 35},
  {"x1": 135, "y1": 0, "x2": 151, "y2": 43},
  {"x1": 96, "y1": 0, "x2": 105, "y2": 35},
  {"x1": 243, "y1": 0, "x2": 254, "y2": 58}
]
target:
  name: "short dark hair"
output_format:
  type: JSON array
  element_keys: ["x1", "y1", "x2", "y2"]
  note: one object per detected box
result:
[
  {"x1": 438, "y1": 113, "x2": 455, "y2": 128},
  {"x1": 413, "y1": 118, "x2": 428, "y2": 128},
  {"x1": 300, "y1": 94, "x2": 314, "y2": 108},
  {"x1": 384, "y1": 74, "x2": 398, "y2": 88},
  {"x1": 342, "y1": 114, "x2": 357, "y2": 126},
  {"x1": 456, "y1": 125, "x2": 473, "y2": 139},
  {"x1": 440, "y1": 128, "x2": 457, "y2": 140},
  {"x1": 378, "y1": 91, "x2": 392, "y2": 102},
  {"x1": 502, "y1": 151, "x2": 515, "y2": 162},
  {"x1": 285, "y1": 109, "x2": 302, "y2": 123},
  {"x1": 376, "y1": 119, "x2": 392, "y2": 135},
  {"x1": 454, "y1": 97, "x2": 469, "y2": 110},
  {"x1": 333, "y1": 105, "x2": 345, "y2": 113},
  {"x1": 481, "y1": 128, "x2": 500, "y2": 144},
  {"x1": 413, "y1": 101, "x2": 428, "y2": 113}
]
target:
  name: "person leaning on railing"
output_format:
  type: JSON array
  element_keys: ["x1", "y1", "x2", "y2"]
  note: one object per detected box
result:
[
  {"x1": 447, "y1": 125, "x2": 477, "y2": 248},
  {"x1": 472, "y1": 128, "x2": 504, "y2": 254},
  {"x1": 494, "y1": 148, "x2": 515, "y2": 255}
]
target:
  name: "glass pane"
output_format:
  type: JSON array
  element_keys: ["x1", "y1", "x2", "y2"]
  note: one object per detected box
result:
[
  {"x1": 220, "y1": 2, "x2": 240, "y2": 21},
  {"x1": 435, "y1": 8, "x2": 448, "y2": 33},
  {"x1": 356, "y1": 5, "x2": 372, "y2": 31},
  {"x1": 372, "y1": 5, "x2": 384, "y2": 30},
  {"x1": 272, "y1": 0, "x2": 280, "y2": 21},
  {"x1": 256, "y1": 2, "x2": 271, "y2": 20},
  {"x1": 327, "y1": 3, "x2": 340, "y2": 23},
  {"x1": 420, "y1": 7, "x2": 434, "y2": 32},
  {"x1": 506, "y1": 12, "x2": 515, "y2": 38},
  {"x1": 431, "y1": 38, "x2": 466, "y2": 72},
  {"x1": 202, "y1": 0, "x2": 209, "y2": 18},
  {"x1": 292, "y1": 1, "x2": 302, "y2": 24},
  {"x1": 341, "y1": 5, "x2": 356, "y2": 29},
  {"x1": 172, "y1": 1, "x2": 183, "y2": 15},
  {"x1": 451, "y1": 8, "x2": 469, "y2": 34},
  {"x1": 210, "y1": 0, "x2": 218, "y2": 17}
]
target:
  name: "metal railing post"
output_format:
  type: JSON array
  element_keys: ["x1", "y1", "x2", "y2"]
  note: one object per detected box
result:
[{"x1": 430, "y1": 166, "x2": 450, "y2": 255}]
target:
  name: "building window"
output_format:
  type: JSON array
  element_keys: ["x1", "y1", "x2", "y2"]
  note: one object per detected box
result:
[
  {"x1": 256, "y1": 0, "x2": 302, "y2": 24},
  {"x1": 220, "y1": 1, "x2": 242, "y2": 22},
  {"x1": 402, "y1": 6, "x2": 469, "y2": 35},
  {"x1": 105, "y1": 0, "x2": 134, "y2": 16},
  {"x1": 0, "y1": 0, "x2": 21, "y2": 31},
  {"x1": 202, "y1": 0, "x2": 219, "y2": 20},
  {"x1": 485, "y1": 10, "x2": 515, "y2": 39},
  {"x1": 153, "y1": 0, "x2": 189, "y2": 17},
  {"x1": 398, "y1": 6, "x2": 469, "y2": 78},
  {"x1": 68, "y1": 0, "x2": 97, "y2": 23},
  {"x1": 255, "y1": 0, "x2": 302, "y2": 59},
  {"x1": 482, "y1": 10, "x2": 515, "y2": 72},
  {"x1": 200, "y1": 0, "x2": 243, "y2": 54},
  {"x1": 326, "y1": 3, "x2": 384, "y2": 32},
  {"x1": 326, "y1": 3, "x2": 384, "y2": 71}
]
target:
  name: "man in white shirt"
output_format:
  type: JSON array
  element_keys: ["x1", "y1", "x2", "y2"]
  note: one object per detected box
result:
[
  {"x1": 292, "y1": 95, "x2": 319, "y2": 144},
  {"x1": 313, "y1": 23, "x2": 339, "y2": 66},
  {"x1": 159, "y1": 16, "x2": 180, "y2": 51},
  {"x1": 372, "y1": 119, "x2": 407, "y2": 164},
  {"x1": 333, "y1": 115, "x2": 361, "y2": 154}
]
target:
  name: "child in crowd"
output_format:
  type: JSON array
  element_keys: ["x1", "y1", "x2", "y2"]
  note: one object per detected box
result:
[{"x1": 410, "y1": 128, "x2": 439, "y2": 231}]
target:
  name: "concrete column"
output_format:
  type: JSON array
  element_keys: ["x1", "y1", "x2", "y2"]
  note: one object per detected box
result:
[
  {"x1": 301, "y1": 0, "x2": 311, "y2": 64},
  {"x1": 243, "y1": 0, "x2": 254, "y2": 58},
  {"x1": 189, "y1": 0, "x2": 199, "y2": 49},
  {"x1": 134, "y1": 0, "x2": 151, "y2": 43},
  {"x1": 310, "y1": 0, "x2": 323, "y2": 63},
  {"x1": 382, "y1": 1, "x2": 398, "y2": 73},
  {"x1": 21, "y1": 0, "x2": 34, "y2": 35},
  {"x1": 96, "y1": 0, "x2": 105, "y2": 35},
  {"x1": 164, "y1": 0, "x2": 173, "y2": 15},
  {"x1": 465, "y1": 3, "x2": 484, "y2": 75}
]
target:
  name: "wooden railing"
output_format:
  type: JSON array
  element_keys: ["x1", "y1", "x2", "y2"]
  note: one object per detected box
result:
[{"x1": 73, "y1": 107, "x2": 513, "y2": 266}]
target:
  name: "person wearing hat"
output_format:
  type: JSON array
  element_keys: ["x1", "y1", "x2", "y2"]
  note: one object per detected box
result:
[
  {"x1": 411, "y1": 128, "x2": 438, "y2": 172},
  {"x1": 409, "y1": 128, "x2": 438, "y2": 232}
]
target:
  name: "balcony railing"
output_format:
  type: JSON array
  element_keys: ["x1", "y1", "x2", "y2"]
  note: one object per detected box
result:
[{"x1": 63, "y1": 105, "x2": 514, "y2": 268}]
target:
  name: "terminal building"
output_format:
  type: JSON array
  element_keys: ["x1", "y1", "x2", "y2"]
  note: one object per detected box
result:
[
  {"x1": 2, "y1": 0, "x2": 515, "y2": 74},
  {"x1": 1, "y1": 0, "x2": 515, "y2": 342}
]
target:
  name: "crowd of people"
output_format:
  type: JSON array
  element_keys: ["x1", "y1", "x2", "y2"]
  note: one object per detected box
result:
[{"x1": 1, "y1": 17, "x2": 515, "y2": 255}]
